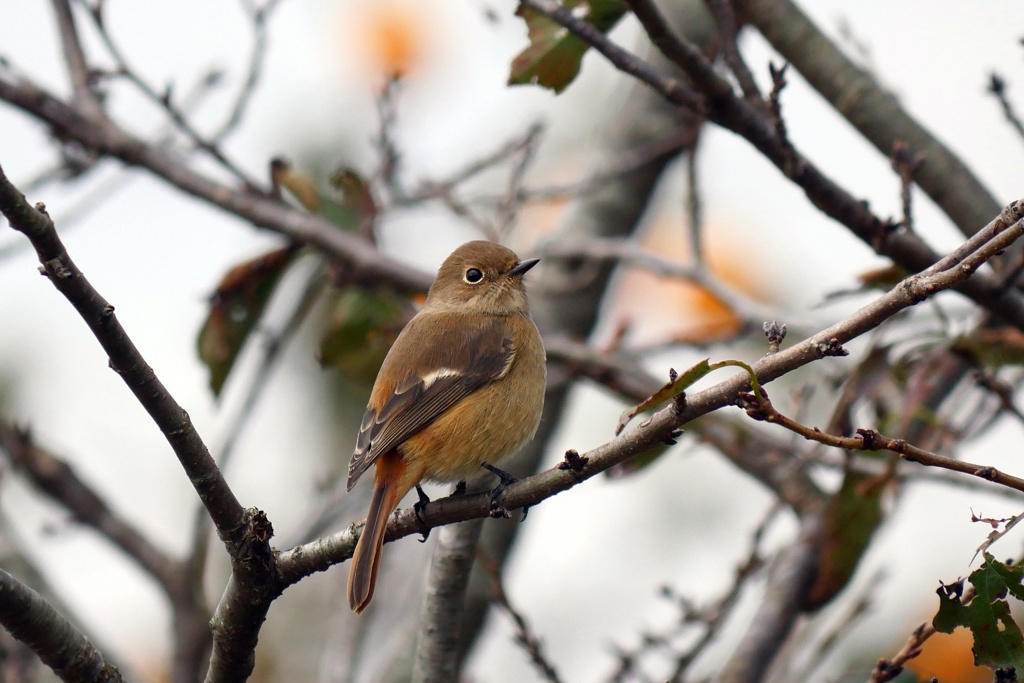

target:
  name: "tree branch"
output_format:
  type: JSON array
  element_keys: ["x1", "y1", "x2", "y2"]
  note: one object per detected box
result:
[
  {"x1": 0, "y1": 568, "x2": 124, "y2": 683},
  {"x1": 411, "y1": 518, "x2": 486, "y2": 683},
  {"x1": 0, "y1": 163, "x2": 249, "y2": 548},
  {"x1": 734, "y1": 0, "x2": 1003, "y2": 237},
  {"x1": 520, "y1": 0, "x2": 1024, "y2": 330},
  {"x1": 276, "y1": 198, "x2": 1024, "y2": 586},
  {"x1": 0, "y1": 70, "x2": 433, "y2": 295},
  {"x1": 0, "y1": 420, "x2": 184, "y2": 595},
  {"x1": 716, "y1": 513, "x2": 822, "y2": 683}
]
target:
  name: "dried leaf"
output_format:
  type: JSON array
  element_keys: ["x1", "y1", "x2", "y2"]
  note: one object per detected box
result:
[
  {"x1": 509, "y1": 0, "x2": 628, "y2": 93},
  {"x1": 270, "y1": 158, "x2": 321, "y2": 213},
  {"x1": 331, "y1": 169, "x2": 378, "y2": 229},
  {"x1": 197, "y1": 246, "x2": 299, "y2": 396}
]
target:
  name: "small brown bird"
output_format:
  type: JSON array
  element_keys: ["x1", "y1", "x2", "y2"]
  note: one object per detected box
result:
[{"x1": 346, "y1": 240, "x2": 547, "y2": 613}]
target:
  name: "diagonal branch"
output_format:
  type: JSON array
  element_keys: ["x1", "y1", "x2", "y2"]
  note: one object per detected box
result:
[
  {"x1": 275, "y1": 198, "x2": 1024, "y2": 586},
  {"x1": 519, "y1": 0, "x2": 1024, "y2": 330},
  {"x1": 734, "y1": 0, "x2": 1002, "y2": 237},
  {"x1": 0, "y1": 163, "x2": 248, "y2": 547},
  {"x1": 0, "y1": 568, "x2": 125, "y2": 683},
  {"x1": 0, "y1": 69, "x2": 433, "y2": 295},
  {"x1": 0, "y1": 420, "x2": 183, "y2": 594}
]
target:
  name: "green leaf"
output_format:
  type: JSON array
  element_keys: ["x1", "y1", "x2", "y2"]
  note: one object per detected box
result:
[
  {"x1": 509, "y1": 0, "x2": 628, "y2": 94},
  {"x1": 318, "y1": 288, "x2": 415, "y2": 385},
  {"x1": 802, "y1": 471, "x2": 885, "y2": 610},
  {"x1": 934, "y1": 580, "x2": 970, "y2": 633},
  {"x1": 615, "y1": 357, "x2": 763, "y2": 437},
  {"x1": 197, "y1": 246, "x2": 299, "y2": 396},
  {"x1": 932, "y1": 555, "x2": 1024, "y2": 672},
  {"x1": 616, "y1": 359, "x2": 711, "y2": 436}
]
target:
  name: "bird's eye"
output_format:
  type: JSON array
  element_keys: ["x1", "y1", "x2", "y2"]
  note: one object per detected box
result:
[{"x1": 464, "y1": 268, "x2": 484, "y2": 284}]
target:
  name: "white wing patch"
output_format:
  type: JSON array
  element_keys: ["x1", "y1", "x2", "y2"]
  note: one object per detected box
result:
[{"x1": 420, "y1": 367, "x2": 462, "y2": 389}]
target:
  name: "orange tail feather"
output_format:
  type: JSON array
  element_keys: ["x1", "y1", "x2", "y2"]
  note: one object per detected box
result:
[{"x1": 348, "y1": 453, "x2": 406, "y2": 613}]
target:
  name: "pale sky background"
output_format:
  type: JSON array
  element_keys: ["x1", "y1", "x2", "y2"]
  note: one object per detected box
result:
[{"x1": 1, "y1": 1, "x2": 1022, "y2": 682}]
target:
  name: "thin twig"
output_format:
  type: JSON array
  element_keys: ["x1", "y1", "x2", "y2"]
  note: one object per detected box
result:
[
  {"x1": 684, "y1": 127, "x2": 703, "y2": 266},
  {"x1": 988, "y1": 74, "x2": 1024, "y2": 146},
  {"x1": 493, "y1": 122, "x2": 544, "y2": 238},
  {"x1": 79, "y1": 1, "x2": 258, "y2": 187},
  {"x1": 406, "y1": 122, "x2": 547, "y2": 203},
  {"x1": 890, "y1": 141, "x2": 925, "y2": 232},
  {"x1": 211, "y1": 0, "x2": 282, "y2": 143},
  {"x1": 374, "y1": 78, "x2": 403, "y2": 203},
  {"x1": 480, "y1": 549, "x2": 563, "y2": 683},
  {"x1": 704, "y1": 0, "x2": 764, "y2": 104},
  {"x1": 539, "y1": 236, "x2": 772, "y2": 324},
  {"x1": 663, "y1": 504, "x2": 777, "y2": 681},
  {"x1": 738, "y1": 391, "x2": 1024, "y2": 496},
  {"x1": 515, "y1": 128, "x2": 690, "y2": 203}
]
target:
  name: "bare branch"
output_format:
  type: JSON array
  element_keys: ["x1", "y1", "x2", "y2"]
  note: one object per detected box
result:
[
  {"x1": 78, "y1": 2, "x2": 258, "y2": 187},
  {"x1": 717, "y1": 514, "x2": 822, "y2": 683},
  {"x1": 50, "y1": 0, "x2": 103, "y2": 120},
  {"x1": 539, "y1": 236, "x2": 773, "y2": 325},
  {"x1": 480, "y1": 549, "x2": 563, "y2": 683},
  {"x1": 0, "y1": 568, "x2": 125, "y2": 683},
  {"x1": 704, "y1": 0, "x2": 763, "y2": 103},
  {"x1": 0, "y1": 163, "x2": 249, "y2": 547},
  {"x1": 738, "y1": 391, "x2": 1024, "y2": 496},
  {"x1": 521, "y1": 0, "x2": 1024, "y2": 329},
  {"x1": 0, "y1": 70, "x2": 434, "y2": 294},
  {"x1": 734, "y1": 0, "x2": 1002, "y2": 237},
  {"x1": 0, "y1": 420, "x2": 183, "y2": 595},
  {"x1": 411, "y1": 518, "x2": 486, "y2": 683},
  {"x1": 211, "y1": 0, "x2": 283, "y2": 143},
  {"x1": 988, "y1": 74, "x2": 1024, "y2": 146}
]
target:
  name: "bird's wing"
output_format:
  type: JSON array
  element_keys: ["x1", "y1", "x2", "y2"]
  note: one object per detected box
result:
[{"x1": 346, "y1": 315, "x2": 516, "y2": 490}]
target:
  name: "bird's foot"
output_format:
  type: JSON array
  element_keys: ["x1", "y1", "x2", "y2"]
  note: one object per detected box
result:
[
  {"x1": 481, "y1": 463, "x2": 528, "y2": 520},
  {"x1": 414, "y1": 485, "x2": 432, "y2": 542}
]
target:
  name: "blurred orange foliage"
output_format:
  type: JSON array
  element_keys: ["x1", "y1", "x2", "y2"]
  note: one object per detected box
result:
[
  {"x1": 349, "y1": 0, "x2": 428, "y2": 79},
  {"x1": 610, "y1": 220, "x2": 767, "y2": 347},
  {"x1": 905, "y1": 628, "x2": 988, "y2": 683}
]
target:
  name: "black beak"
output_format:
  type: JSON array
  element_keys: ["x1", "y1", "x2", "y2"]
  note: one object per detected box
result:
[{"x1": 508, "y1": 258, "x2": 540, "y2": 276}]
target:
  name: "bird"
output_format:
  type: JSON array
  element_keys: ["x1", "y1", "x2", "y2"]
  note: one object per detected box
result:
[{"x1": 346, "y1": 240, "x2": 547, "y2": 614}]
